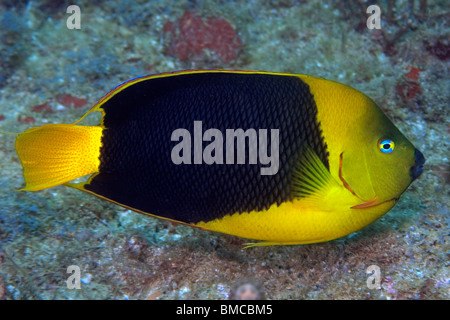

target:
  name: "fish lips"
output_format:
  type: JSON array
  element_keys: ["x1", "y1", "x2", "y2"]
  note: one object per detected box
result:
[{"x1": 410, "y1": 148, "x2": 425, "y2": 181}]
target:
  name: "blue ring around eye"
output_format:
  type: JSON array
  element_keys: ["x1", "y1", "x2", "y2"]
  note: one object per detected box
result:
[{"x1": 379, "y1": 139, "x2": 394, "y2": 153}]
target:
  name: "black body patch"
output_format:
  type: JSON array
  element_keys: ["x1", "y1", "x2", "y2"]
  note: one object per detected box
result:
[{"x1": 84, "y1": 72, "x2": 328, "y2": 223}]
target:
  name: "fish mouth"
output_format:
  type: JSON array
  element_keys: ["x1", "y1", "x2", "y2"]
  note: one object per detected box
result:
[
  {"x1": 410, "y1": 148, "x2": 425, "y2": 181},
  {"x1": 351, "y1": 197, "x2": 398, "y2": 209}
]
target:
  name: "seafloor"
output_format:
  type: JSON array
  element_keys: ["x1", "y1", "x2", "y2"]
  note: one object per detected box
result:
[{"x1": 0, "y1": 0, "x2": 448, "y2": 300}]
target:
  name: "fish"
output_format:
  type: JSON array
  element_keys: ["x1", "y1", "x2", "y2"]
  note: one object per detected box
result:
[{"x1": 14, "y1": 70, "x2": 425, "y2": 247}]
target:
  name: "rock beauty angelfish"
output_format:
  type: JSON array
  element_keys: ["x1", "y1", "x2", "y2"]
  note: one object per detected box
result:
[{"x1": 14, "y1": 70, "x2": 425, "y2": 247}]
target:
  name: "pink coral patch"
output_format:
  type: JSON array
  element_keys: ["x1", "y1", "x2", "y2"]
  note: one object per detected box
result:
[
  {"x1": 55, "y1": 94, "x2": 87, "y2": 109},
  {"x1": 163, "y1": 11, "x2": 242, "y2": 64}
]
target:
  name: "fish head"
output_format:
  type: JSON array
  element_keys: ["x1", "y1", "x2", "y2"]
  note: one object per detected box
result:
[{"x1": 339, "y1": 100, "x2": 425, "y2": 208}]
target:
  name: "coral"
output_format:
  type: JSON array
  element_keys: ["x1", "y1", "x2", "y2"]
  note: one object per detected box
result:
[
  {"x1": 163, "y1": 11, "x2": 243, "y2": 65},
  {"x1": 396, "y1": 80, "x2": 421, "y2": 102},
  {"x1": 55, "y1": 94, "x2": 87, "y2": 109},
  {"x1": 30, "y1": 94, "x2": 87, "y2": 117},
  {"x1": 405, "y1": 66, "x2": 424, "y2": 81},
  {"x1": 424, "y1": 38, "x2": 450, "y2": 61},
  {"x1": 395, "y1": 66, "x2": 424, "y2": 102},
  {"x1": 31, "y1": 101, "x2": 54, "y2": 114},
  {"x1": 17, "y1": 115, "x2": 35, "y2": 124}
]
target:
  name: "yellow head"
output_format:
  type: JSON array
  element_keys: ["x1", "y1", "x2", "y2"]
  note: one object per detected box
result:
[{"x1": 299, "y1": 75, "x2": 425, "y2": 208}]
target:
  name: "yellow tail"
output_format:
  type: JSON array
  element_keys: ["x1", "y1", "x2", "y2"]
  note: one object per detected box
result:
[{"x1": 15, "y1": 124, "x2": 103, "y2": 191}]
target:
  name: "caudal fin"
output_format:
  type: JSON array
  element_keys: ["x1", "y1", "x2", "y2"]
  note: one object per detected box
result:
[{"x1": 15, "y1": 124, "x2": 103, "y2": 191}]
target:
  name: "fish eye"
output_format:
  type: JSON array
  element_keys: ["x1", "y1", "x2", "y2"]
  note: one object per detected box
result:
[{"x1": 379, "y1": 139, "x2": 395, "y2": 154}]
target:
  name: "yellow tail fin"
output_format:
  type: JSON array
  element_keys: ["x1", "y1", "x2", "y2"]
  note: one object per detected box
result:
[{"x1": 15, "y1": 124, "x2": 103, "y2": 191}]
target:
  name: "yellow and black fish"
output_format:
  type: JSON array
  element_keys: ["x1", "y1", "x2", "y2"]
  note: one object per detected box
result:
[{"x1": 14, "y1": 70, "x2": 425, "y2": 246}]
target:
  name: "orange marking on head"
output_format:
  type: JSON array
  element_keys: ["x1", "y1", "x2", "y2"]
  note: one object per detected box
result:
[{"x1": 339, "y1": 152, "x2": 361, "y2": 199}]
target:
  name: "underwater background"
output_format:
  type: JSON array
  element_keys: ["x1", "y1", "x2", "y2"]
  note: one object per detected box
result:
[{"x1": 0, "y1": 0, "x2": 448, "y2": 299}]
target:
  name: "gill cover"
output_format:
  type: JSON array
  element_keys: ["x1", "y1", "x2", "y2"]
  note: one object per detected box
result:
[{"x1": 339, "y1": 102, "x2": 416, "y2": 205}]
